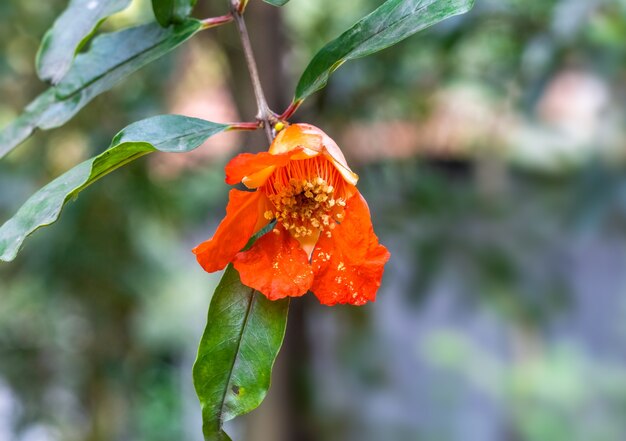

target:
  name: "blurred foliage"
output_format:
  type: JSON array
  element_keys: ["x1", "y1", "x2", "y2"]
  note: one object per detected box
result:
[{"x1": 2, "y1": 0, "x2": 626, "y2": 440}]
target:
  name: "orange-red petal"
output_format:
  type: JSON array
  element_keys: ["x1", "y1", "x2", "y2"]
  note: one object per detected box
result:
[
  {"x1": 269, "y1": 123, "x2": 324, "y2": 157},
  {"x1": 311, "y1": 192, "x2": 390, "y2": 306},
  {"x1": 225, "y1": 149, "x2": 308, "y2": 188},
  {"x1": 269, "y1": 124, "x2": 359, "y2": 186},
  {"x1": 233, "y1": 228, "x2": 314, "y2": 300},
  {"x1": 193, "y1": 189, "x2": 269, "y2": 273}
]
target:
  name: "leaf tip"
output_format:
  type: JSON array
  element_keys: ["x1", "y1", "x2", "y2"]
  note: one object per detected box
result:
[{"x1": 0, "y1": 240, "x2": 19, "y2": 263}]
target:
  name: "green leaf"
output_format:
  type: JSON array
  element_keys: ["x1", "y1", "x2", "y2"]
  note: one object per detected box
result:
[
  {"x1": 52, "y1": 20, "x2": 200, "y2": 100},
  {"x1": 36, "y1": 0, "x2": 132, "y2": 83},
  {"x1": 151, "y1": 0, "x2": 197, "y2": 27},
  {"x1": 0, "y1": 19, "x2": 202, "y2": 160},
  {"x1": 0, "y1": 115, "x2": 228, "y2": 262},
  {"x1": 0, "y1": 90, "x2": 57, "y2": 159},
  {"x1": 193, "y1": 266, "x2": 289, "y2": 440},
  {"x1": 263, "y1": 0, "x2": 290, "y2": 6},
  {"x1": 294, "y1": 0, "x2": 475, "y2": 102}
]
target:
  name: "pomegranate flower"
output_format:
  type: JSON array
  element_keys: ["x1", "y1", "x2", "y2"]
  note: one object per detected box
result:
[{"x1": 193, "y1": 123, "x2": 390, "y2": 306}]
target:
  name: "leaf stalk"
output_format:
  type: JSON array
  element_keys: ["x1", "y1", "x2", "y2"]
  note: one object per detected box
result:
[
  {"x1": 200, "y1": 14, "x2": 234, "y2": 30},
  {"x1": 278, "y1": 99, "x2": 301, "y2": 121},
  {"x1": 229, "y1": 121, "x2": 261, "y2": 131}
]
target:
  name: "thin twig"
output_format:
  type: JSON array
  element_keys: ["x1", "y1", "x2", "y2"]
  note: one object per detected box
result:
[{"x1": 230, "y1": 2, "x2": 276, "y2": 142}]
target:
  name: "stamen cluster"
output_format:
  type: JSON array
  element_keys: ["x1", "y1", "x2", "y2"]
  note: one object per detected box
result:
[{"x1": 263, "y1": 157, "x2": 347, "y2": 238}]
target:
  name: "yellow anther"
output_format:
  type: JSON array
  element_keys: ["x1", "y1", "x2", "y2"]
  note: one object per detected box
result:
[
  {"x1": 265, "y1": 164, "x2": 347, "y2": 239},
  {"x1": 274, "y1": 122, "x2": 285, "y2": 132}
]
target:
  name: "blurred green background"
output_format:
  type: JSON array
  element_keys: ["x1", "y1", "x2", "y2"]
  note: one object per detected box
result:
[{"x1": 2, "y1": 0, "x2": 626, "y2": 440}]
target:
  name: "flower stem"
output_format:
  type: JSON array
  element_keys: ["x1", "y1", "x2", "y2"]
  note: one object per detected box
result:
[{"x1": 230, "y1": 1, "x2": 276, "y2": 143}]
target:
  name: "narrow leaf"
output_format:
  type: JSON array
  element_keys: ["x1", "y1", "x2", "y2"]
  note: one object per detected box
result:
[
  {"x1": 294, "y1": 0, "x2": 475, "y2": 102},
  {"x1": 152, "y1": 0, "x2": 198, "y2": 27},
  {"x1": 0, "y1": 19, "x2": 202, "y2": 160},
  {"x1": 36, "y1": 0, "x2": 132, "y2": 83},
  {"x1": 193, "y1": 266, "x2": 289, "y2": 440},
  {"x1": 263, "y1": 0, "x2": 290, "y2": 6},
  {"x1": 52, "y1": 20, "x2": 200, "y2": 102},
  {"x1": 0, "y1": 115, "x2": 228, "y2": 262},
  {"x1": 0, "y1": 90, "x2": 57, "y2": 159}
]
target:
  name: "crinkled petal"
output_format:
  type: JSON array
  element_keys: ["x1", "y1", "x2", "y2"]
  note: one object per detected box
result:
[
  {"x1": 295, "y1": 228, "x2": 321, "y2": 260},
  {"x1": 225, "y1": 148, "x2": 311, "y2": 189},
  {"x1": 270, "y1": 124, "x2": 359, "y2": 186},
  {"x1": 233, "y1": 228, "x2": 314, "y2": 300},
  {"x1": 319, "y1": 131, "x2": 359, "y2": 186},
  {"x1": 311, "y1": 192, "x2": 390, "y2": 306},
  {"x1": 193, "y1": 189, "x2": 269, "y2": 273},
  {"x1": 269, "y1": 123, "x2": 323, "y2": 157}
]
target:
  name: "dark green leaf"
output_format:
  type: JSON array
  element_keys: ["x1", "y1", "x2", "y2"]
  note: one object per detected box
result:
[
  {"x1": 193, "y1": 266, "x2": 289, "y2": 440},
  {"x1": 152, "y1": 0, "x2": 197, "y2": 27},
  {"x1": 0, "y1": 19, "x2": 202, "y2": 160},
  {"x1": 294, "y1": 0, "x2": 475, "y2": 102},
  {"x1": 0, "y1": 115, "x2": 228, "y2": 262},
  {"x1": 53, "y1": 20, "x2": 200, "y2": 100},
  {"x1": 263, "y1": 0, "x2": 290, "y2": 6},
  {"x1": 36, "y1": 0, "x2": 132, "y2": 83}
]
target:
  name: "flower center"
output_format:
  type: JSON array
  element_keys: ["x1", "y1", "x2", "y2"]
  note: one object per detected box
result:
[{"x1": 263, "y1": 157, "x2": 348, "y2": 238}]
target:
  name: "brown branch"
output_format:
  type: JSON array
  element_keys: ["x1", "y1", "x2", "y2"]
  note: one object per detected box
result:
[{"x1": 230, "y1": 1, "x2": 276, "y2": 143}]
